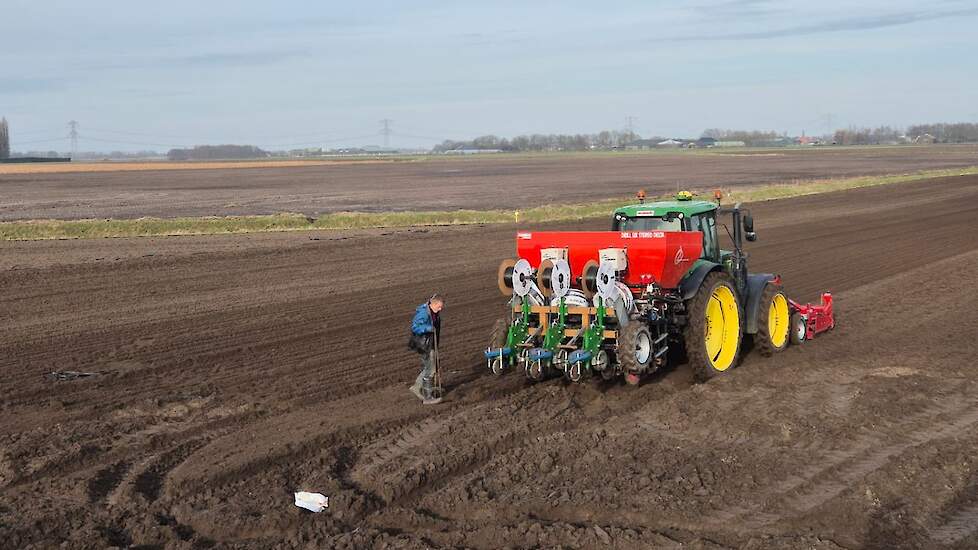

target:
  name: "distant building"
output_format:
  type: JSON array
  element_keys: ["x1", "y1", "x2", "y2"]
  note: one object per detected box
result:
[
  {"x1": 913, "y1": 133, "x2": 937, "y2": 144},
  {"x1": 624, "y1": 139, "x2": 658, "y2": 150},
  {"x1": 656, "y1": 138, "x2": 684, "y2": 148},
  {"x1": 694, "y1": 137, "x2": 717, "y2": 148},
  {"x1": 289, "y1": 147, "x2": 324, "y2": 157},
  {"x1": 754, "y1": 137, "x2": 795, "y2": 147},
  {"x1": 443, "y1": 148, "x2": 502, "y2": 154},
  {"x1": 714, "y1": 140, "x2": 746, "y2": 148}
]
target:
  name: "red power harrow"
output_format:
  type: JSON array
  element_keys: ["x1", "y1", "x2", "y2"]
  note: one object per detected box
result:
[{"x1": 788, "y1": 292, "x2": 835, "y2": 344}]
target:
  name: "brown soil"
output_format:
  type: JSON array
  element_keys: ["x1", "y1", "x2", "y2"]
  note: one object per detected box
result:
[
  {"x1": 0, "y1": 159, "x2": 391, "y2": 176},
  {"x1": 1, "y1": 174, "x2": 977, "y2": 549},
  {"x1": 0, "y1": 145, "x2": 976, "y2": 221}
]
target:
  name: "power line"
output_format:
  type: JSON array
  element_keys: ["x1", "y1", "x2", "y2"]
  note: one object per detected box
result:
[
  {"x1": 68, "y1": 120, "x2": 79, "y2": 158},
  {"x1": 820, "y1": 113, "x2": 834, "y2": 134},
  {"x1": 84, "y1": 126, "x2": 382, "y2": 144},
  {"x1": 264, "y1": 133, "x2": 382, "y2": 149},
  {"x1": 390, "y1": 131, "x2": 445, "y2": 142},
  {"x1": 625, "y1": 115, "x2": 637, "y2": 134},
  {"x1": 7, "y1": 127, "x2": 65, "y2": 137},
  {"x1": 11, "y1": 136, "x2": 67, "y2": 145},
  {"x1": 83, "y1": 126, "x2": 199, "y2": 141},
  {"x1": 81, "y1": 135, "x2": 183, "y2": 149},
  {"x1": 70, "y1": 131, "x2": 385, "y2": 150},
  {"x1": 379, "y1": 119, "x2": 392, "y2": 148}
]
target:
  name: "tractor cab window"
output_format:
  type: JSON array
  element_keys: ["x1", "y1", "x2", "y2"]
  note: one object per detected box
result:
[
  {"x1": 613, "y1": 215, "x2": 683, "y2": 232},
  {"x1": 688, "y1": 212, "x2": 719, "y2": 260}
]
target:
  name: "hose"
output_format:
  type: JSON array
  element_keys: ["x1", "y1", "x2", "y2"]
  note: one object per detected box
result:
[
  {"x1": 525, "y1": 281, "x2": 546, "y2": 306},
  {"x1": 592, "y1": 281, "x2": 634, "y2": 312},
  {"x1": 557, "y1": 289, "x2": 589, "y2": 307}
]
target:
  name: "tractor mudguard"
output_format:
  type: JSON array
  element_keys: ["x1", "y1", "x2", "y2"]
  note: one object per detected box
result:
[
  {"x1": 679, "y1": 260, "x2": 721, "y2": 301},
  {"x1": 744, "y1": 273, "x2": 778, "y2": 334}
]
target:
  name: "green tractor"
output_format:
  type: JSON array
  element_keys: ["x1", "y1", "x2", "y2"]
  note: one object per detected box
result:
[{"x1": 488, "y1": 190, "x2": 798, "y2": 384}]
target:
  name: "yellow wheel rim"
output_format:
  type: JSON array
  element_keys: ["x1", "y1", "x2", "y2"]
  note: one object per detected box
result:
[
  {"x1": 704, "y1": 285, "x2": 740, "y2": 371},
  {"x1": 768, "y1": 292, "x2": 789, "y2": 349}
]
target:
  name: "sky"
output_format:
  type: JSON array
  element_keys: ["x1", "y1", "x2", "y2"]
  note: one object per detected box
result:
[{"x1": 2, "y1": 0, "x2": 977, "y2": 151}]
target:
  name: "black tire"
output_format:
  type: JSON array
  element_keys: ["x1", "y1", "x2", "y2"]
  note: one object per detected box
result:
[
  {"x1": 684, "y1": 272, "x2": 742, "y2": 382},
  {"x1": 789, "y1": 312, "x2": 806, "y2": 345},
  {"x1": 756, "y1": 284, "x2": 790, "y2": 357},
  {"x1": 618, "y1": 320, "x2": 654, "y2": 375}
]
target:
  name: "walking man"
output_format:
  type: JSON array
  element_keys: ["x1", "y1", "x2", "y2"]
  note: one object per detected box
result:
[{"x1": 409, "y1": 294, "x2": 444, "y2": 405}]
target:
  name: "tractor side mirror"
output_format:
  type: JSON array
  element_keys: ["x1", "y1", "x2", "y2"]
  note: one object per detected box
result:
[{"x1": 743, "y1": 213, "x2": 756, "y2": 241}]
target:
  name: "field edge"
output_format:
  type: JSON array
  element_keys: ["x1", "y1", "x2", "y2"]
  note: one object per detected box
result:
[{"x1": 2, "y1": 166, "x2": 975, "y2": 241}]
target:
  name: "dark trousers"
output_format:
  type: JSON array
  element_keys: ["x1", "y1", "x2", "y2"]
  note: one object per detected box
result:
[{"x1": 415, "y1": 349, "x2": 436, "y2": 399}]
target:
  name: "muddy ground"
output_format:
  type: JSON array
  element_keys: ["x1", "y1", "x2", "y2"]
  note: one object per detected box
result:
[
  {"x1": 1, "y1": 174, "x2": 977, "y2": 549},
  {"x1": 1, "y1": 145, "x2": 977, "y2": 221}
]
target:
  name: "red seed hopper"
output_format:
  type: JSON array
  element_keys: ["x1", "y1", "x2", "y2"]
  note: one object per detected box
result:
[{"x1": 515, "y1": 230, "x2": 704, "y2": 291}]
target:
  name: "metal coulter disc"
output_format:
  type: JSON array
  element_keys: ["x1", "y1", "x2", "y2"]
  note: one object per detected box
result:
[{"x1": 511, "y1": 258, "x2": 534, "y2": 297}]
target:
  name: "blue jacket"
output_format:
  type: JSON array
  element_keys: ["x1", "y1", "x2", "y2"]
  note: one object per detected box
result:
[{"x1": 411, "y1": 303, "x2": 437, "y2": 335}]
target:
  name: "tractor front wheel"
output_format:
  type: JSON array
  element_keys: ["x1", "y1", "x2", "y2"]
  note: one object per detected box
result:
[
  {"x1": 618, "y1": 321, "x2": 654, "y2": 379},
  {"x1": 684, "y1": 272, "x2": 742, "y2": 382},
  {"x1": 757, "y1": 284, "x2": 790, "y2": 356}
]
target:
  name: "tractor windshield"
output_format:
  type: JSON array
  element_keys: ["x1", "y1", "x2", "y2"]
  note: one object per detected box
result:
[{"x1": 613, "y1": 215, "x2": 683, "y2": 232}]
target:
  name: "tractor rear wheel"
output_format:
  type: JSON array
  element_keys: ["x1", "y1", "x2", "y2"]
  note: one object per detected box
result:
[
  {"x1": 684, "y1": 272, "x2": 742, "y2": 382},
  {"x1": 757, "y1": 284, "x2": 790, "y2": 356},
  {"x1": 618, "y1": 320, "x2": 654, "y2": 378}
]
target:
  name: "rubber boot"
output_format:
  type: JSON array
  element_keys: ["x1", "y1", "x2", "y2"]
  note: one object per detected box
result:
[{"x1": 409, "y1": 383, "x2": 423, "y2": 401}]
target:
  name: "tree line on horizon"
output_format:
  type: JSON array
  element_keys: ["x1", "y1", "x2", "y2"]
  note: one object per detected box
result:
[
  {"x1": 5, "y1": 119, "x2": 978, "y2": 160},
  {"x1": 167, "y1": 144, "x2": 269, "y2": 161},
  {"x1": 432, "y1": 129, "x2": 641, "y2": 152},
  {"x1": 433, "y1": 122, "x2": 978, "y2": 151},
  {"x1": 831, "y1": 123, "x2": 978, "y2": 145}
]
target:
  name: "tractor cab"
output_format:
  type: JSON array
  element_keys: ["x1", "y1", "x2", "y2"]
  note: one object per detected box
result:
[{"x1": 612, "y1": 191, "x2": 723, "y2": 262}]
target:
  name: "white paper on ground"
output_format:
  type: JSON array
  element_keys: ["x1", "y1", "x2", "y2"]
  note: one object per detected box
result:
[{"x1": 294, "y1": 491, "x2": 329, "y2": 512}]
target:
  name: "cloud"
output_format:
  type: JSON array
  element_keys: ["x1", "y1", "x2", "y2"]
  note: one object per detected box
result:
[
  {"x1": 0, "y1": 77, "x2": 66, "y2": 95},
  {"x1": 174, "y1": 50, "x2": 300, "y2": 68},
  {"x1": 83, "y1": 49, "x2": 302, "y2": 73},
  {"x1": 667, "y1": 6, "x2": 978, "y2": 41},
  {"x1": 698, "y1": 0, "x2": 779, "y2": 18}
]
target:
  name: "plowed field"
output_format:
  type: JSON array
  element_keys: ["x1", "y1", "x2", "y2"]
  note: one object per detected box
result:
[
  {"x1": 1, "y1": 174, "x2": 977, "y2": 549},
  {"x1": 1, "y1": 145, "x2": 977, "y2": 221}
]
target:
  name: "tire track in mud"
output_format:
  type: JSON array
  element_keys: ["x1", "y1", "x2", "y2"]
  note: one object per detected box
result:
[
  {"x1": 3, "y1": 175, "x2": 978, "y2": 548},
  {"x1": 350, "y1": 373, "x2": 690, "y2": 524},
  {"x1": 132, "y1": 439, "x2": 213, "y2": 503},
  {"x1": 3, "y1": 408, "x2": 258, "y2": 493},
  {"x1": 349, "y1": 385, "x2": 557, "y2": 505},
  {"x1": 930, "y1": 503, "x2": 978, "y2": 546},
  {"x1": 87, "y1": 461, "x2": 130, "y2": 503},
  {"x1": 715, "y1": 393, "x2": 978, "y2": 530}
]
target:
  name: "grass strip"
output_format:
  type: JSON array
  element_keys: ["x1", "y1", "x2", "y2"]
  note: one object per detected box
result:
[
  {"x1": 2, "y1": 166, "x2": 975, "y2": 240},
  {"x1": 0, "y1": 214, "x2": 312, "y2": 240},
  {"x1": 716, "y1": 166, "x2": 978, "y2": 204}
]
